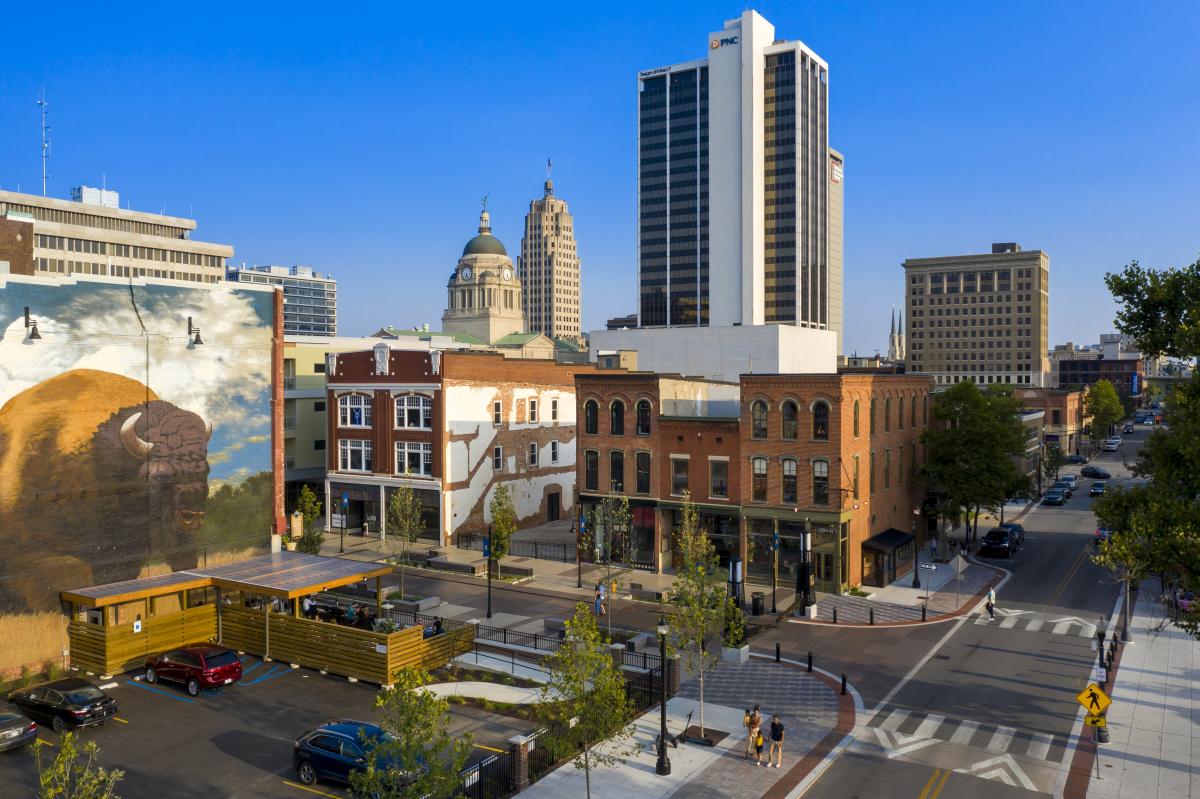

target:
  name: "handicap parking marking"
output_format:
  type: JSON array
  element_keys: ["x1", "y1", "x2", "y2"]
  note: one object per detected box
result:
[
  {"x1": 242, "y1": 660, "x2": 265, "y2": 677},
  {"x1": 282, "y1": 779, "x2": 343, "y2": 798},
  {"x1": 243, "y1": 664, "x2": 292, "y2": 686},
  {"x1": 125, "y1": 679, "x2": 195, "y2": 704}
]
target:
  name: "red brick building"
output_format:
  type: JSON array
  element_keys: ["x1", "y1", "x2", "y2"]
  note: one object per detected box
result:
[
  {"x1": 576, "y1": 370, "x2": 934, "y2": 592},
  {"x1": 326, "y1": 344, "x2": 596, "y2": 545}
]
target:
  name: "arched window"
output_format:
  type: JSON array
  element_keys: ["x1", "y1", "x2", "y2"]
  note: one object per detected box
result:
[
  {"x1": 812, "y1": 401, "x2": 830, "y2": 440},
  {"x1": 898, "y1": 444, "x2": 905, "y2": 486},
  {"x1": 870, "y1": 398, "x2": 877, "y2": 434},
  {"x1": 584, "y1": 450, "x2": 598, "y2": 491},
  {"x1": 898, "y1": 396, "x2": 905, "y2": 430},
  {"x1": 635, "y1": 452, "x2": 651, "y2": 494},
  {"x1": 781, "y1": 401, "x2": 798, "y2": 440},
  {"x1": 610, "y1": 401, "x2": 625, "y2": 435},
  {"x1": 923, "y1": 394, "x2": 929, "y2": 426},
  {"x1": 636, "y1": 399, "x2": 652, "y2": 436},
  {"x1": 752, "y1": 457, "x2": 768, "y2": 501},
  {"x1": 610, "y1": 451, "x2": 624, "y2": 491},
  {"x1": 782, "y1": 458, "x2": 798, "y2": 503},
  {"x1": 338, "y1": 393, "x2": 372, "y2": 427},
  {"x1": 885, "y1": 398, "x2": 892, "y2": 432},
  {"x1": 869, "y1": 451, "x2": 876, "y2": 495},
  {"x1": 884, "y1": 449, "x2": 891, "y2": 488},
  {"x1": 853, "y1": 400, "x2": 860, "y2": 437},
  {"x1": 812, "y1": 460, "x2": 830, "y2": 506},
  {"x1": 910, "y1": 393, "x2": 917, "y2": 428},
  {"x1": 395, "y1": 394, "x2": 432, "y2": 429},
  {"x1": 584, "y1": 400, "x2": 598, "y2": 435},
  {"x1": 751, "y1": 400, "x2": 768, "y2": 439},
  {"x1": 852, "y1": 455, "x2": 860, "y2": 499}
]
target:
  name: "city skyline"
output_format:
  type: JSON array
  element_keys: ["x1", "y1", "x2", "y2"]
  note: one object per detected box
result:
[{"x1": 0, "y1": 2, "x2": 1196, "y2": 355}]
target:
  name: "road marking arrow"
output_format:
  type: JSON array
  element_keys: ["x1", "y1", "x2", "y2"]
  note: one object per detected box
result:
[
  {"x1": 872, "y1": 727, "x2": 937, "y2": 759},
  {"x1": 954, "y1": 754, "x2": 1037, "y2": 791}
]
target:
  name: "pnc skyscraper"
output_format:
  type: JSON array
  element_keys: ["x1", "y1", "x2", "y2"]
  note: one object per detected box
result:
[{"x1": 636, "y1": 10, "x2": 843, "y2": 352}]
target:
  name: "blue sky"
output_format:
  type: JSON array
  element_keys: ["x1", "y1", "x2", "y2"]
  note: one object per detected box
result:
[{"x1": 0, "y1": 1, "x2": 1196, "y2": 356}]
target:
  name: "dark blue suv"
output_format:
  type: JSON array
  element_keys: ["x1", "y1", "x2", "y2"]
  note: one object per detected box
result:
[{"x1": 293, "y1": 719, "x2": 418, "y2": 789}]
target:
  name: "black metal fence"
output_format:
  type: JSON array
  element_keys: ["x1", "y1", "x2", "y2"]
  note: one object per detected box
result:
[
  {"x1": 624, "y1": 665, "x2": 664, "y2": 714},
  {"x1": 526, "y1": 727, "x2": 557, "y2": 783},
  {"x1": 458, "y1": 531, "x2": 580, "y2": 564},
  {"x1": 458, "y1": 750, "x2": 514, "y2": 799},
  {"x1": 472, "y1": 622, "x2": 663, "y2": 672}
]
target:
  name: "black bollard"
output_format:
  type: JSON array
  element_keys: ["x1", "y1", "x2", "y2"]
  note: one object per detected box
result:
[
  {"x1": 869, "y1": 608, "x2": 875, "y2": 625},
  {"x1": 833, "y1": 607, "x2": 838, "y2": 624},
  {"x1": 922, "y1": 604, "x2": 927, "y2": 622},
  {"x1": 807, "y1": 651, "x2": 813, "y2": 672},
  {"x1": 775, "y1": 642, "x2": 781, "y2": 663},
  {"x1": 841, "y1": 673, "x2": 847, "y2": 695}
]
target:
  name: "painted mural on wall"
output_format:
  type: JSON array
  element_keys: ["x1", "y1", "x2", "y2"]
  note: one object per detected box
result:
[{"x1": 0, "y1": 276, "x2": 274, "y2": 671}]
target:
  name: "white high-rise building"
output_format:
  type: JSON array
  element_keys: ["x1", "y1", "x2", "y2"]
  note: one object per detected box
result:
[
  {"x1": 226, "y1": 264, "x2": 337, "y2": 335},
  {"x1": 519, "y1": 176, "x2": 581, "y2": 343},
  {"x1": 636, "y1": 10, "x2": 843, "y2": 353}
]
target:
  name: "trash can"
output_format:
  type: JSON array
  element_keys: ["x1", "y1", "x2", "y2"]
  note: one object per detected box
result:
[{"x1": 751, "y1": 592, "x2": 765, "y2": 616}]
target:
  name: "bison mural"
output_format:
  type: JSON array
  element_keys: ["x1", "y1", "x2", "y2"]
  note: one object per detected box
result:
[{"x1": 0, "y1": 369, "x2": 211, "y2": 612}]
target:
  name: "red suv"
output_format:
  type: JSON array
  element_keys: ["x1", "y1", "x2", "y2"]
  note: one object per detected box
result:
[{"x1": 145, "y1": 645, "x2": 243, "y2": 696}]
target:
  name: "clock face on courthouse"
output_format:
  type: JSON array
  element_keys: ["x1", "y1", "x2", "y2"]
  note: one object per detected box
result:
[
  {"x1": 502, "y1": 267, "x2": 513, "y2": 281},
  {"x1": 460, "y1": 267, "x2": 473, "y2": 281}
]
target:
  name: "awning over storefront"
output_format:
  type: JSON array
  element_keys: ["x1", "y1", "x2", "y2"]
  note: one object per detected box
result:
[
  {"x1": 62, "y1": 552, "x2": 394, "y2": 608},
  {"x1": 862, "y1": 528, "x2": 914, "y2": 554}
]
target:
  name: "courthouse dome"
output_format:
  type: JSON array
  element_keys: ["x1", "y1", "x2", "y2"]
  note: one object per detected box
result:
[{"x1": 462, "y1": 208, "x2": 507, "y2": 257}]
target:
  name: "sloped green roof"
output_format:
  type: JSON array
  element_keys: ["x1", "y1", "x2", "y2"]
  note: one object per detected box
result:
[
  {"x1": 553, "y1": 337, "x2": 584, "y2": 352},
  {"x1": 492, "y1": 332, "x2": 543, "y2": 347},
  {"x1": 377, "y1": 326, "x2": 485, "y2": 346}
]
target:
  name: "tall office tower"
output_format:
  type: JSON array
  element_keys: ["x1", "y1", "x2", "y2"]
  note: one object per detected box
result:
[
  {"x1": 904, "y1": 243, "x2": 1050, "y2": 388},
  {"x1": 227, "y1": 264, "x2": 338, "y2": 335},
  {"x1": 0, "y1": 186, "x2": 231, "y2": 282},
  {"x1": 519, "y1": 176, "x2": 581, "y2": 342},
  {"x1": 636, "y1": 10, "x2": 843, "y2": 352}
]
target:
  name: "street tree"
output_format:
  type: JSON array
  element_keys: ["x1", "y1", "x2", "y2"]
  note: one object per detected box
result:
[
  {"x1": 1097, "y1": 257, "x2": 1200, "y2": 638},
  {"x1": 488, "y1": 483, "x2": 517, "y2": 578},
  {"x1": 587, "y1": 494, "x2": 632, "y2": 639},
  {"x1": 294, "y1": 484, "x2": 325, "y2": 555},
  {"x1": 386, "y1": 484, "x2": 425, "y2": 601},
  {"x1": 1040, "y1": 445, "x2": 1065, "y2": 494},
  {"x1": 32, "y1": 731, "x2": 124, "y2": 799},
  {"x1": 539, "y1": 602, "x2": 636, "y2": 799},
  {"x1": 349, "y1": 667, "x2": 472, "y2": 799},
  {"x1": 1085, "y1": 379, "x2": 1124, "y2": 442},
  {"x1": 666, "y1": 494, "x2": 725, "y2": 739}
]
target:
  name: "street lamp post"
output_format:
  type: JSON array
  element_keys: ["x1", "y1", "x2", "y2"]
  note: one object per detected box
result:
[
  {"x1": 655, "y1": 617, "x2": 671, "y2": 776},
  {"x1": 771, "y1": 530, "x2": 779, "y2": 614},
  {"x1": 339, "y1": 494, "x2": 348, "y2": 554},
  {"x1": 576, "y1": 512, "x2": 584, "y2": 589},
  {"x1": 485, "y1": 525, "x2": 493, "y2": 620},
  {"x1": 796, "y1": 518, "x2": 813, "y2": 614},
  {"x1": 911, "y1": 507, "x2": 922, "y2": 589}
]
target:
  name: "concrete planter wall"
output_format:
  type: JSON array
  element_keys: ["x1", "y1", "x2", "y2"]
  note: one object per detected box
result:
[{"x1": 721, "y1": 645, "x2": 749, "y2": 664}]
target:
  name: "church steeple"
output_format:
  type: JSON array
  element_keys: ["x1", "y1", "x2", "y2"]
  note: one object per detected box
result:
[{"x1": 890, "y1": 306, "x2": 896, "y2": 337}]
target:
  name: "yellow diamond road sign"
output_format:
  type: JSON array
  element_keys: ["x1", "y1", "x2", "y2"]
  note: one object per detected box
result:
[
  {"x1": 1085, "y1": 714, "x2": 1107, "y2": 728},
  {"x1": 1077, "y1": 684, "x2": 1111, "y2": 714}
]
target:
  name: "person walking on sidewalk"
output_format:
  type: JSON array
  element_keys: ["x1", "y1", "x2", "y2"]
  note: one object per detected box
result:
[
  {"x1": 744, "y1": 705, "x2": 762, "y2": 760},
  {"x1": 985, "y1": 587, "x2": 996, "y2": 621},
  {"x1": 768, "y1": 714, "x2": 785, "y2": 768},
  {"x1": 594, "y1": 587, "x2": 606, "y2": 617}
]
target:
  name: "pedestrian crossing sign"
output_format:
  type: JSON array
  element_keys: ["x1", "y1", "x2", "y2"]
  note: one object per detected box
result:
[
  {"x1": 1084, "y1": 714, "x2": 1107, "y2": 728},
  {"x1": 1076, "y1": 684, "x2": 1111, "y2": 714}
]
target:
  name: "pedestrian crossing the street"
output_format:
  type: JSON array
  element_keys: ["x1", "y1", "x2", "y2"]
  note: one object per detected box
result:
[
  {"x1": 867, "y1": 708, "x2": 1068, "y2": 766},
  {"x1": 972, "y1": 608, "x2": 1097, "y2": 638}
]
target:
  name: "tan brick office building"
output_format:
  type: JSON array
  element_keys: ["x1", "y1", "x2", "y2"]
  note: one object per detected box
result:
[
  {"x1": 576, "y1": 370, "x2": 933, "y2": 591},
  {"x1": 904, "y1": 243, "x2": 1050, "y2": 388}
]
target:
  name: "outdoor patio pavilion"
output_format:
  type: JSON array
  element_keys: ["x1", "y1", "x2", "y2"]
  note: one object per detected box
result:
[{"x1": 61, "y1": 551, "x2": 472, "y2": 684}]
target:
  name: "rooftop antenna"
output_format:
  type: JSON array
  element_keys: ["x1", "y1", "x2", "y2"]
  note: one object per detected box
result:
[{"x1": 37, "y1": 90, "x2": 51, "y2": 197}]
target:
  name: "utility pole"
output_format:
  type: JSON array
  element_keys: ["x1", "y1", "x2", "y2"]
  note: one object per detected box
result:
[{"x1": 38, "y1": 90, "x2": 51, "y2": 196}]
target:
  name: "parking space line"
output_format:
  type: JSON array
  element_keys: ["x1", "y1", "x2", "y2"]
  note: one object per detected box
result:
[
  {"x1": 125, "y1": 679, "x2": 195, "y2": 703},
  {"x1": 475, "y1": 743, "x2": 505, "y2": 753},
  {"x1": 112, "y1": 716, "x2": 129, "y2": 724},
  {"x1": 242, "y1": 660, "x2": 264, "y2": 676},
  {"x1": 245, "y1": 665, "x2": 291, "y2": 685},
  {"x1": 37, "y1": 737, "x2": 56, "y2": 746},
  {"x1": 282, "y1": 779, "x2": 342, "y2": 798}
]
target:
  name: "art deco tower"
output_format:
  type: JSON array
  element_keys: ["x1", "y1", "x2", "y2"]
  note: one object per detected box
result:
[{"x1": 519, "y1": 174, "x2": 581, "y2": 342}]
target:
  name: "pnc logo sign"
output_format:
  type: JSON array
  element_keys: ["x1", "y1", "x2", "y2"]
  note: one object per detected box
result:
[{"x1": 710, "y1": 35, "x2": 739, "y2": 49}]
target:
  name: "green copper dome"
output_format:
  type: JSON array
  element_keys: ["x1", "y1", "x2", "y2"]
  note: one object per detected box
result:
[{"x1": 462, "y1": 233, "x2": 507, "y2": 257}]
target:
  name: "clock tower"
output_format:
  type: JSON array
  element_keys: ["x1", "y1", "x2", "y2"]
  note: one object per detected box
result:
[{"x1": 442, "y1": 206, "x2": 527, "y2": 344}]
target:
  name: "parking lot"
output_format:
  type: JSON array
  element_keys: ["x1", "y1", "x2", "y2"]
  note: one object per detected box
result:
[{"x1": 0, "y1": 654, "x2": 536, "y2": 799}]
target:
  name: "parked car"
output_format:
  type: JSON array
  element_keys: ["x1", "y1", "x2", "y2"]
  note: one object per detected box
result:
[
  {"x1": 8, "y1": 679, "x2": 117, "y2": 734},
  {"x1": 145, "y1": 644, "x2": 242, "y2": 696},
  {"x1": 1064, "y1": 454, "x2": 1088, "y2": 465},
  {"x1": 0, "y1": 710, "x2": 37, "y2": 751},
  {"x1": 1060, "y1": 474, "x2": 1078, "y2": 490},
  {"x1": 1102, "y1": 441, "x2": 1119, "y2": 452},
  {"x1": 998, "y1": 522, "x2": 1026, "y2": 544},
  {"x1": 1090, "y1": 481, "x2": 1107, "y2": 496},
  {"x1": 1122, "y1": 423, "x2": 1134, "y2": 434},
  {"x1": 1081, "y1": 465, "x2": 1111, "y2": 479},
  {"x1": 1042, "y1": 489, "x2": 1066, "y2": 506},
  {"x1": 1053, "y1": 479, "x2": 1074, "y2": 498},
  {"x1": 293, "y1": 720, "x2": 422, "y2": 789},
  {"x1": 980, "y1": 528, "x2": 1020, "y2": 557}
]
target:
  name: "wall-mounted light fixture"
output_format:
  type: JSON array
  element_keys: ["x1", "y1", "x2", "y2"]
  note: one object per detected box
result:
[
  {"x1": 187, "y1": 316, "x2": 203, "y2": 346},
  {"x1": 24, "y1": 307, "x2": 41, "y2": 340}
]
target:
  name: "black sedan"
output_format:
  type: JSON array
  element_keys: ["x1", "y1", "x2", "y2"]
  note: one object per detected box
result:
[
  {"x1": 1081, "y1": 465, "x2": 1111, "y2": 479},
  {"x1": 8, "y1": 679, "x2": 117, "y2": 734},
  {"x1": 999, "y1": 522, "x2": 1025, "y2": 544},
  {"x1": 980, "y1": 528, "x2": 1020, "y2": 557},
  {"x1": 1063, "y1": 454, "x2": 1089, "y2": 465},
  {"x1": 1042, "y1": 489, "x2": 1066, "y2": 506},
  {"x1": 0, "y1": 710, "x2": 37, "y2": 751}
]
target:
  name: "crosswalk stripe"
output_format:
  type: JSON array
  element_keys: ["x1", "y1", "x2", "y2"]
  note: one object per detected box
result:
[
  {"x1": 973, "y1": 614, "x2": 990, "y2": 625},
  {"x1": 950, "y1": 720, "x2": 979, "y2": 745},
  {"x1": 1025, "y1": 618, "x2": 1044, "y2": 632},
  {"x1": 880, "y1": 709, "x2": 911, "y2": 731},
  {"x1": 987, "y1": 726, "x2": 1016, "y2": 753},
  {"x1": 999, "y1": 616, "x2": 1019, "y2": 628},
  {"x1": 1026, "y1": 731, "x2": 1053, "y2": 761},
  {"x1": 1077, "y1": 625, "x2": 1097, "y2": 639},
  {"x1": 913, "y1": 714, "x2": 945, "y2": 739}
]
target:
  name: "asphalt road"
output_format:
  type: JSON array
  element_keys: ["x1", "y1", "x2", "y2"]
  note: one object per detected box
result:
[{"x1": 799, "y1": 432, "x2": 1146, "y2": 798}]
